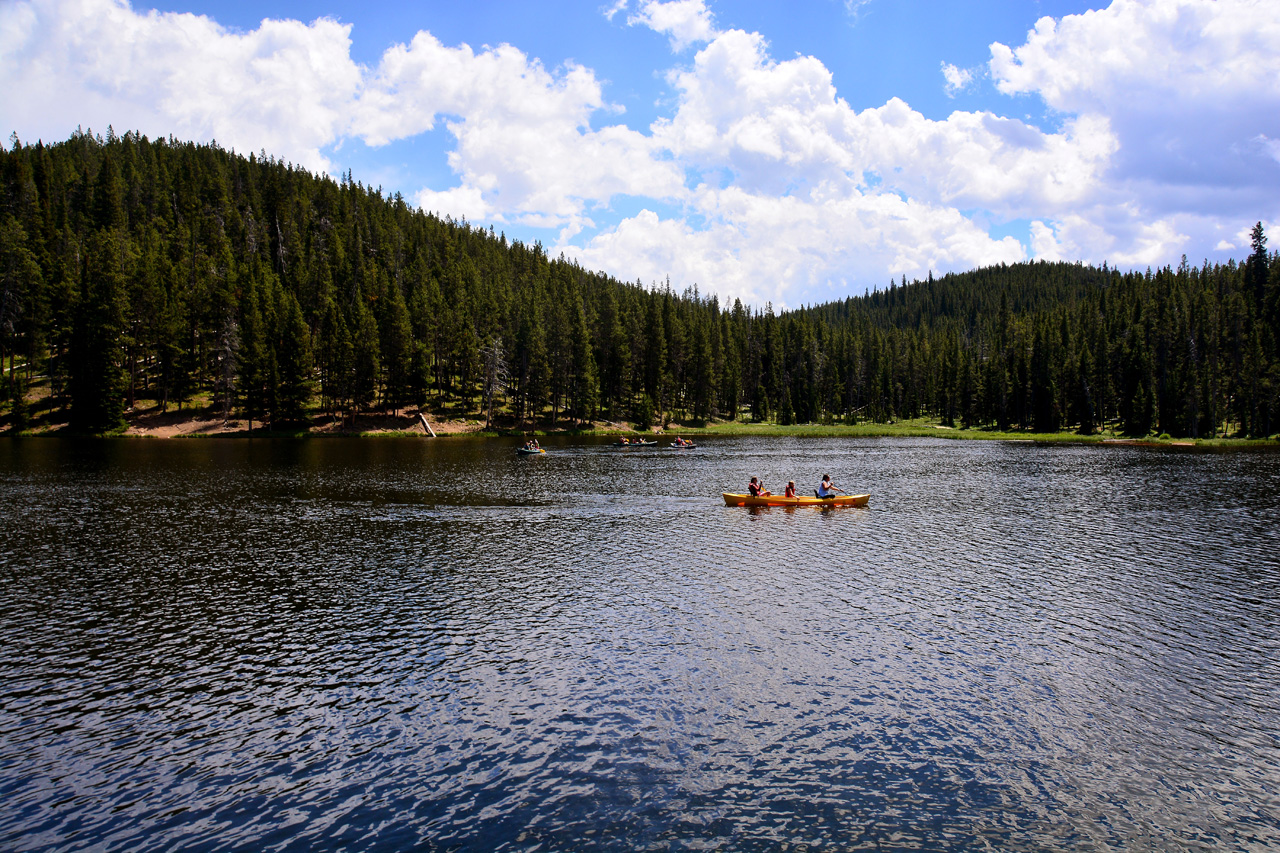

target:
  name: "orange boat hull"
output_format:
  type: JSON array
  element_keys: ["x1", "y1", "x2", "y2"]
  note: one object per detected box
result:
[{"x1": 722, "y1": 493, "x2": 870, "y2": 507}]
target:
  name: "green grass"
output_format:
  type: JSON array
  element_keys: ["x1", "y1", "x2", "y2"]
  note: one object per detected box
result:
[
  {"x1": 574, "y1": 416, "x2": 1280, "y2": 446},
  {"x1": 5, "y1": 379, "x2": 1276, "y2": 447}
]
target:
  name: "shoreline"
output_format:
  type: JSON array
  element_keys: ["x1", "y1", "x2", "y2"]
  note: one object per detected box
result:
[{"x1": 5, "y1": 403, "x2": 1276, "y2": 448}]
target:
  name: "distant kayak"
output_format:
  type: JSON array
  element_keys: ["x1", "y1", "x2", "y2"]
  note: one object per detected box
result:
[
  {"x1": 669, "y1": 442, "x2": 697, "y2": 449},
  {"x1": 613, "y1": 440, "x2": 657, "y2": 446},
  {"x1": 722, "y1": 493, "x2": 870, "y2": 507},
  {"x1": 516, "y1": 447, "x2": 545, "y2": 455}
]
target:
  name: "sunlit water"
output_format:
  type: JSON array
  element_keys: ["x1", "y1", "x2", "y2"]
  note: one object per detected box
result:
[{"x1": 1, "y1": 436, "x2": 1278, "y2": 851}]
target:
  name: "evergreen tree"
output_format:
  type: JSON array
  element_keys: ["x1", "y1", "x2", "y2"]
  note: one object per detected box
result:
[
  {"x1": 1245, "y1": 222, "x2": 1268, "y2": 309},
  {"x1": 634, "y1": 393, "x2": 655, "y2": 431},
  {"x1": 1, "y1": 130, "x2": 1275, "y2": 440},
  {"x1": 275, "y1": 291, "x2": 313, "y2": 424},
  {"x1": 237, "y1": 276, "x2": 269, "y2": 430},
  {"x1": 379, "y1": 276, "x2": 413, "y2": 413},
  {"x1": 69, "y1": 231, "x2": 128, "y2": 432},
  {"x1": 350, "y1": 299, "x2": 381, "y2": 416}
]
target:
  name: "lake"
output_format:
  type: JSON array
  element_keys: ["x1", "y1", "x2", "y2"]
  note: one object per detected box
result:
[{"x1": 1, "y1": 436, "x2": 1278, "y2": 851}]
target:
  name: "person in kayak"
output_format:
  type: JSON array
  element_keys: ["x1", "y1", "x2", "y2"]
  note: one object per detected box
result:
[
  {"x1": 816, "y1": 474, "x2": 845, "y2": 499},
  {"x1": 784, "y1": 481, "x2": 796, "y2": 498},
  {"x1": 748, "y1": 477, "x2": 771, "y2": 497}
]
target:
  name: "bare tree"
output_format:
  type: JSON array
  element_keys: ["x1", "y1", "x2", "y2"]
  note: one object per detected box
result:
[
  {"x1": 480, "y1": 337, "x2": 510, "y2": 428},
  {"x1": 215, "y1": 308, "x2": 239, "y2": 423}
]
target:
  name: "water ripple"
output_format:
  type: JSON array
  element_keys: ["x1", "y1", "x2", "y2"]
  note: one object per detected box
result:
[{"x1": 0, "y1": 437, "x2": 1278, "y2": 851}]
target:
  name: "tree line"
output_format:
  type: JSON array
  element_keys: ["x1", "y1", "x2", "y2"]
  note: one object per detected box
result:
[{"x1": 1, "y1": 129, "x2": 1277, "y2": 437}]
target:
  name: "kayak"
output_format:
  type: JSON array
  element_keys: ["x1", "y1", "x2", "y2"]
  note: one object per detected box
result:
[
  {"x1": 722, "y1": 492, "x2": 870, "y2": 507},
  {"x1": 516, "y1": 447, "x2": 545, "y2": 455},
  {"x1": 614, "y1": 440, "x2": 657, "y2": 446},
  {"x1": 669, "y1": 443, "x2": 697, "y2": 449}
]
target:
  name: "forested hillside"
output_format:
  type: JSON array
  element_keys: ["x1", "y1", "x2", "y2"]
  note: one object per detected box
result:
[{"x1": 2, "y1": 129, "x2": 1278, "y2": 437}]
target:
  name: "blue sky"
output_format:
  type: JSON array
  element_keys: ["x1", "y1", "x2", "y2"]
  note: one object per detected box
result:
[{"x1": 3, "y1": 0, "x2": 1278, "y2": 307}]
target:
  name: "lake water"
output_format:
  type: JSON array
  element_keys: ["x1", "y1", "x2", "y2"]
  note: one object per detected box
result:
[{"x1": 1, "y1": 436, "x2": 1278, "y2": 852}]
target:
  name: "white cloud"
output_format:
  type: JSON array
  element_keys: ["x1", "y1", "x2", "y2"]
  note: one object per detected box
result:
[
  {"x1": 1044, "y1": 209, "x2": 1188, "y2": 267},
  {"x1": 415, "y1": 184, "x2": 491, "y2": 223},
  {"x1": 625, "y1": 0, "x2": 718, "y2": 52},
  {"x1": 0, "y1": 0, "x2": 684, "y2": 230},
  {"x1": 360, "y1": 33, "x2": 684, "y2": 226},
  {"x1": 573, "y1": 185, "x2": 1027, "y2": 308},
  {"x1": 652, "y1": 29, "x2": 1115, "y2": 215},
  {"x1": 941, "y1": 62, "x2": 974, "y2": 97},
  {"x1": 602, "y1": 0, "x2": 629, "y2": 22},
  {"x1": 989, "y1": 0, "x2": 1280, "y2": 211},
  {"x1": 0, "y1": 0, "x2": 361, "y2": 173},
  {"x1": 585, "y1": 27, "x2": 1093, "y2": 302},
  {"x1": 4, "y1": 0, "x2": 1278, "y2": 307},
  {"x1": 991, "y1": 0, "x2": 1280, "y2": 111},
  {"x1": 1030, "y1": 220, "x2": 1066, "y2": 262}
]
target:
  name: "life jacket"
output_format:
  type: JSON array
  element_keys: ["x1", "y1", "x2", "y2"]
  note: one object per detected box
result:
[{"x1": 748, "y1": 482, "x2": 761, "y2": 496}]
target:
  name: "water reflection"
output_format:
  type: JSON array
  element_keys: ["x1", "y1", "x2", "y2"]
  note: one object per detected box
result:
[{"x1": 1, "y1": 437, "x2": 1278, "y2": 851}]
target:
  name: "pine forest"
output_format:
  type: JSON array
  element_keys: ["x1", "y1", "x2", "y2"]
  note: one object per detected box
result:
[{"x1": 1, "y1": 129, "x2": 1278, "y2": 438}]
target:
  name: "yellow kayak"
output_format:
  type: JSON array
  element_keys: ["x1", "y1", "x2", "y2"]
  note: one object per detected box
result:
[{"x1": 722, "y1": 493, "x2": 870, "y2": 507}]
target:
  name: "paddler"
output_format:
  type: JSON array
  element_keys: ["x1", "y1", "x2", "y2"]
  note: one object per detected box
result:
[{"x1": 816, "y1": 474, "x2": 846, "y2": 499}]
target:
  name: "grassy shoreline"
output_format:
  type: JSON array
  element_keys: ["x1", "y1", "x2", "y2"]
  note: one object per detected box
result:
[
  {"x1": 445, "y1": 417, "x2": 1277, "y2": 448},
  {"x1": 4, "y1": 393, "x2": 1277, "y2": 447},
  {"x1": 567, "y1": 418, "x2": 1278, "y2": 448}
]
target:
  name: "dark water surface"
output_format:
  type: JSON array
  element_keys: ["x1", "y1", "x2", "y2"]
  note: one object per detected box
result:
[{"x1": 1, "y1": 436, "x2": 1278, "y2": 851}]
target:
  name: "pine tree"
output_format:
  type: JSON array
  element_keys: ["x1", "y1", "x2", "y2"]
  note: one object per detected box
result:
[
  {"x1": 379, "y1": 276, "x2": 413, "y2": 414},
  {"x1": 351, "y1": 299, "x2": 380, "y2": 416},
  {"x1": 1245, "y1": 222, "x2": 1268, "y2": 309},
  {"x1": 2, "y1": 130, "x2": 1276, "y2": 439},
  {"x1": 0, "y1": 215, "x2": 43, "y2": 413},
  {"x1": 237, "y1": 276, "x2": 269, "y2": 430},
  {"x1": 1074, "y1": 344, "x2": 1095, "y2": 435},
  {"x1": 69, "y1": 231, "x2": 128, "y2": 432},
  {"x1": 275, "y1": 291, "x2": 313, "y2": 424}
]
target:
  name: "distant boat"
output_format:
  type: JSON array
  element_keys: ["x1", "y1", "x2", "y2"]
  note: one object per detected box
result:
[
  {"x1": 516, "y1": 447, "x2": 545, "y2": 455},
  {"x1": 722, "y1": 493, "x2": 870, "y2": 508},
  {"x1": 669, "y1": 442, "x2": 697, "y2": 449},
  {"x1": 613, "y1": 439, "x2": 657, "y2": 446}
]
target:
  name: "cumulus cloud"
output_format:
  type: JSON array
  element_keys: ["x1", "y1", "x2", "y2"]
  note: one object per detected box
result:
[
  {"x1": 573, "y1": 28, "x2": 1063, "y2": 303},
  {"x1": 0, "y1": 0, "x2": 683, "y2": 229},
  {"x1": 941, "y1": 62, "x2": 974, "y2": 97},
  {"x1": 614, "y1": 26, "x2": 1114, "y2": 299},
  {"x1": 989, "y1": 0, "x2": 1280, "y2": 210},
  {"x1": 574, "y1": 190, "x2": 1026, "y2": 307},
  {"x1": 360, "y1": 33, "x2": 683, "y2": 226},
  {"x1": 0, "y1": 0, "x2": 361, "y2": 172},
  {"x1": 4, "y1": 0, "x2": 1278, "y2": 307},
  {"x1": 653, "y1": 29, "x2": 1118, "y2": 216},
  {"x1": 624, "y1": 0, "x2": 719, "y2": 51}
]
